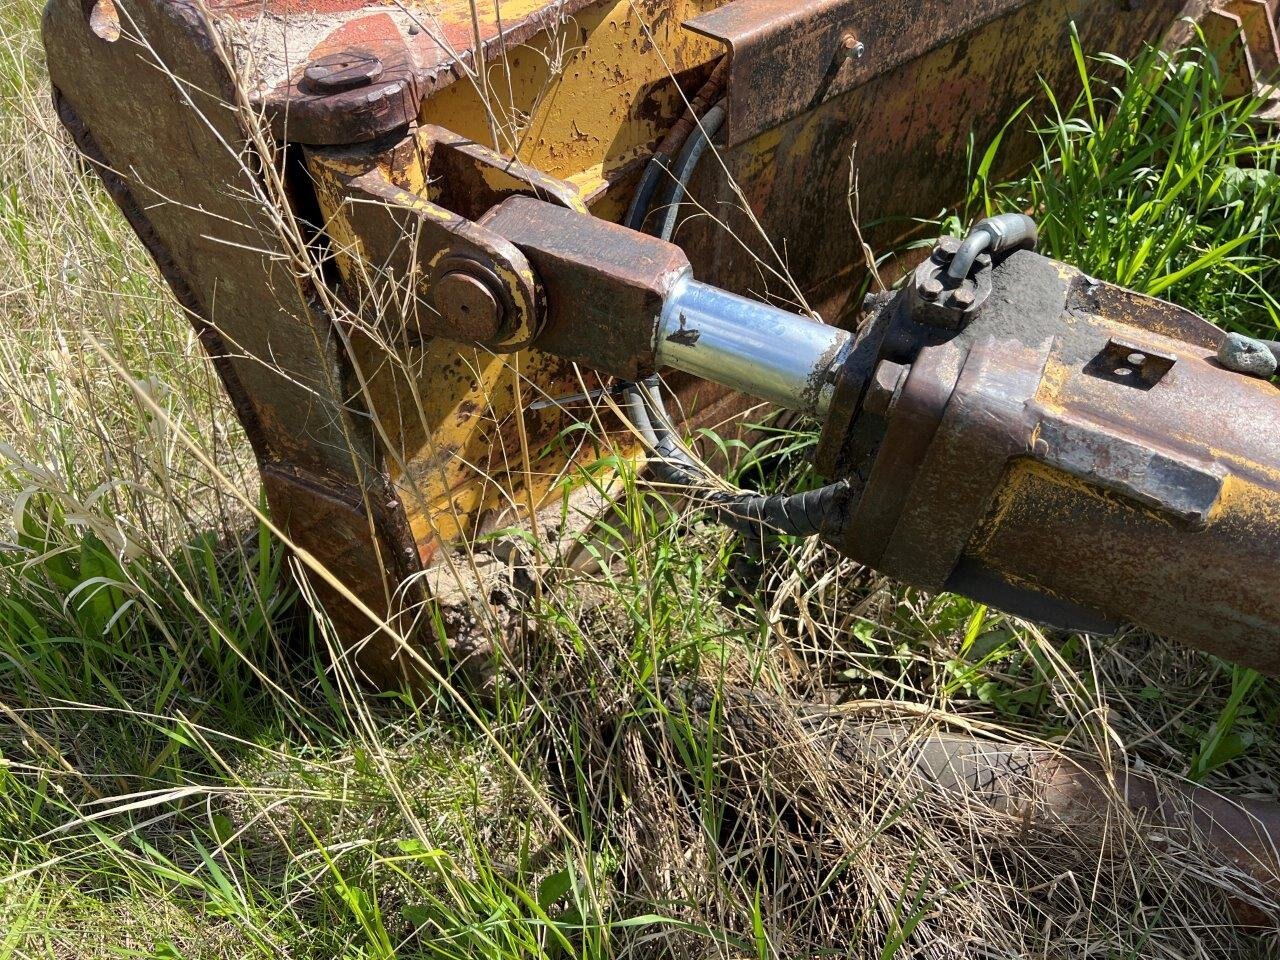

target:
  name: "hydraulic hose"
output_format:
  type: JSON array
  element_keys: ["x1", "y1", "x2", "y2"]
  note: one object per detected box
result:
[
  {"x1": 617, "y1": 99, "x2": 852, "y2": 540},
  {"x1": 946, "y1": 213, "x2": 1039, "y2": 280},
  {"x1": 652, "y1": 102, "x2": 726, "y2": 243},
  {"x1": 628, "y1": 374, "x2": 851, "y2": 537},
  {"x1": 623, "y1": 57, "x2": 728, "y2": 235}
]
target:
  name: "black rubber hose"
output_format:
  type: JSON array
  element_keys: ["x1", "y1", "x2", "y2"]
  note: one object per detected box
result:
[
  {"x1": 707, "y1": 480, "x2": 852, "y2": 539},
  {"x1": 947, "y1": 213, "x2": 1039, "y2": 280},
  {"x1": 628, "y1": 376, "x2": 851, "y2": 537},
  {"x1": 617, "y1": 102, "x2": 852, "y2": 540},
  {"x1": 625, "y1": 375, "x2": 702, "y2": 488},
  {"x1": 622, "y1": 56, "x2": 729, "y2": 235},
  {"x1": 623, "y1": 158, "x2": 669, "y2": 233},
  {"x1": 651, "y1": 102, "x2": 726, "y2": 243}
]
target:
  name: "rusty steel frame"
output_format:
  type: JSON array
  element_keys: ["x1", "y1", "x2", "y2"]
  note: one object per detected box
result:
[
  {"x1": 41, "y1": 0, "x2": 1280, "y2": 909},
  {"x1": 1203, "y1": 0, "x2": 1280, "y2": 115},
  {"x1": 44, "y1": 1, "x2": 433, "y2": 688}
]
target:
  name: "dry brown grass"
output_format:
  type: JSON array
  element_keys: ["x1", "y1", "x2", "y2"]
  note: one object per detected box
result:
[{"x1": 0, "y1": 1, "x2": 1277, "y2": 956}]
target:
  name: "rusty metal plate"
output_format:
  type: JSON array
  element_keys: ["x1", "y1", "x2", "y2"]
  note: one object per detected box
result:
[
  {"x1": 215, "y1": 0, "x2": 608, "y2": 142},
  {"x1": 678, "y1": 0, "x2": 1197, "y2": 326},
  {"x1": 44, "y1": 0, "x2": 429, "y2": 676},
  {"x1": 684, "y1": 0, "x2": 1036, "y2": 146}
]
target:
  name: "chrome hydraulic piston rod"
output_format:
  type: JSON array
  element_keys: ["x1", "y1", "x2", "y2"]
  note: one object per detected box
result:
[
  {"x1": 655, "y1": 276, "x2": 850, "y2": 419},
  {"x1": 482, "y1": 196, "x2": 851, "y2": 411}
]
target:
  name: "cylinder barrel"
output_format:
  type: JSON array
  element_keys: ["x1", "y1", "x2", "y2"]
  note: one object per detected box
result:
[{"x1": 834, "y1": 251, "x2": 1280, "y2": 674}]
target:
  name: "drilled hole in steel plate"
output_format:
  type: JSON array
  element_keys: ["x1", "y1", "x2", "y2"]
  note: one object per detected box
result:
[
  {"x1": 88, "y1": 0, "x2": 121, "y2": 41},
  {"x1": 1087, "y1": 337, "x2": 1176, "y2": 391}
]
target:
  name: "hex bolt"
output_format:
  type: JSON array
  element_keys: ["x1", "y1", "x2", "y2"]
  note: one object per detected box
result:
[
  {"x1": 432, "y1": 270, "x2": 506, "y2": 342},
  {"x1": 864, "y1": 359, "x2": 910, "y2": 417},
  {"x1": 932, "y1": 236, "x2": 961, "y2": 263},
  {"x1": 951, "y1": 286, "x2": 976, "y2": 309},
  {"x1": 840, "y1": 32, "x2": 866, "y2": 59},
  {"x1": 304, "y1": 50, "x2": 384, "y2": 93},
  {"x1": 920, "y1": 277, "x2": 944, "y2": 301}
]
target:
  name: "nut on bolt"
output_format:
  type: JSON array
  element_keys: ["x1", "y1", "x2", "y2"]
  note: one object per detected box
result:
[
  {"x1": 920, "y1": 277, "x2": 944, "y2": 301},
  {"x1": 864, "y1": 359, "x2": 910, "y2": 417},
  {"x1": 932, "y1": 237, "x2": 960, "y2": 263},
  {"x1": 840, "y1": 31, "x2": 866, "y2": 59},
  {"x1": 304, "y1": 50, "x2": 384, "y2": 93}
]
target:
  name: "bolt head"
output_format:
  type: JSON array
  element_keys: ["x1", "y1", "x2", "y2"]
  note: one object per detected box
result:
[
  {"x1": 932, "y1": 236, "x2": 961, "y2": 262},
  {"x1": 432, "y1": 271, "x2": 506, "y2": 342},
  {"x1": 920, "y1": 277, "x2": 944, "y2": 301},
  {"x1": 304, "y1": 50, "x2": 384, "y2": 93},
  {"x1": 840, "y1": 33, "x2": 865, "y2": 59},
  {"x1": 951, "y1": 286, "x2": 976, "y2": 309},
  {"x1": 864, "y1": 360, "x2": 909, "y2": 417}
]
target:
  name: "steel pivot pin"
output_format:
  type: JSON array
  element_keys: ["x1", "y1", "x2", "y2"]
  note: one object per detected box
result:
[
  {"x1": 304, "y1": 50, "x2": 384, "y2": 93},
  {"x1": 433, "y1": 270, "x2": 507, "y2": 342}
]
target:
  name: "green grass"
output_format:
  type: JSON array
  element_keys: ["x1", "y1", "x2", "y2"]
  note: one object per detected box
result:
[
  {"x1": 0, "y1": 6, "x2": 1277, "y2": 958},
  {"x1": 954, "y1": 27, "x2": 1280, "y2": 337}
]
